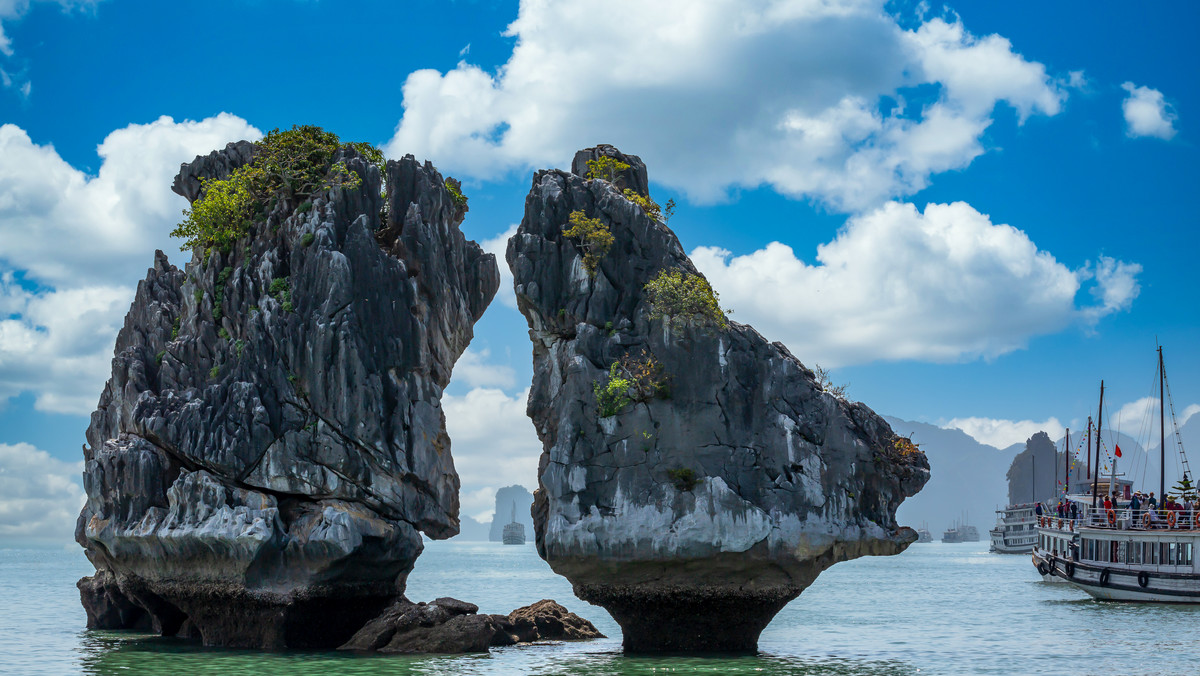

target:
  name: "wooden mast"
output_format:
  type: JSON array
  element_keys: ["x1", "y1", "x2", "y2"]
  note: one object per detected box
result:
[
  {"x1": 1160, "y1": 345, "x2": 1166, "y2": 501},
  {"x1": 1092, "y1": 381, "x2": 1104, "y2": 509}
]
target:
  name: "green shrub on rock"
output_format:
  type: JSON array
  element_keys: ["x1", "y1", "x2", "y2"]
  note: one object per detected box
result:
[
  {"x1": 562, "y1": 210, "x2": 614, "y2": 277},
  {"x1": 171, "y1": 125, "x2": 382, "y2": 251},
  {"x1": 585, "y1": 157, "x2": 630, "y2": 185},
  {"x1": 643, "y1": 269, "x2": 727, "y2": 330}
]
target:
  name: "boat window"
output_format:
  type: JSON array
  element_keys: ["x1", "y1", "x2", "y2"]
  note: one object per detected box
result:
[{"x1": 1183, "y1": 543, "x2": 1194, "y2": 566}]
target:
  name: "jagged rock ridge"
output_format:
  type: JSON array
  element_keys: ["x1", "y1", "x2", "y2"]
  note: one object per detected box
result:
[
  {"x1": 76, "y1": 139, "x2": 499, "y2": 648},
  {"x1": 507, "y1": 145, "x2": 930, "y2": 652}
]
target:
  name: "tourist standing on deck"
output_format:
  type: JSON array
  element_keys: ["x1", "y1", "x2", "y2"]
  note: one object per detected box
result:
[{"x1": 1130, "y1": 492, "x2": 1141, "y2": 521}]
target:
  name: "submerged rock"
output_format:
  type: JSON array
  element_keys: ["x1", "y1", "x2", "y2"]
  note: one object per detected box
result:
[
  {"x1": 76, "y1": 137, "x2": 499, "y2": 648},
  {"x1": 507, "y1": 145, "x2": 929, "y2": 652}
]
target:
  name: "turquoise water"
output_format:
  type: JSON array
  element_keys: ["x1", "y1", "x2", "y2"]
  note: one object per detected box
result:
[{"x1": 2, "y1": 540, "x2": 1196, "y2": 675}]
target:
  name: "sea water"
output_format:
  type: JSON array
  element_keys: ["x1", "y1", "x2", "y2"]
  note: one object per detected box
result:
[{"x1": 1, "y1": 540, "x2": 1196, "y2": 675}]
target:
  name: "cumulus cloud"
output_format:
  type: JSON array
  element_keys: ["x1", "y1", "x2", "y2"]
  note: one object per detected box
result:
[
  {"x1": 0, "y1": 115, "x2": 261, "y2": 414},
  {"x1": 481, "y1": 223, "x2": 519, "y2": 309},
  {"x1": 384, "y1": 1, "x2": 1065, "y2": 210},
  {"x1": 443, "y1": 387, "x2": 541, "y2": 522},
  {"x1": 692, "y1": 201, "x2": 1140, "y2": 368},
  {"x1": 0, "y1": 442, "x2": 85, "y2": 545},
  {"x1": 1121, "y1": 82, "x2": 1178, "y2": 140},
  {"x1": 452, "y1": 348, "x2": 517, "y2": 389},
  {"x1": 1110, "y1": 398, "x2": 1200, "y2": 449},
  {"x1": 942, "y1": 416, "x2": 1065, "y2": 450}
]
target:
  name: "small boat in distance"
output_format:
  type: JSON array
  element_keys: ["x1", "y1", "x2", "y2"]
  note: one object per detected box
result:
[
  {"x1": 502, "y1": 501, "x2": 526, "y2": 545},
  {"x1": 917, "y1": 523, "x2": 933, "y2": 543},
  {"x1": 943, "y1": 515, "x2": 979, "y2": 543}
]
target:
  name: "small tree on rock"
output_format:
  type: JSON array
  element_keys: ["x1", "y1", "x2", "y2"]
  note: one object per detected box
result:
[{"x1": 562, "y1": 210, "x2": 614, "y2": 277}]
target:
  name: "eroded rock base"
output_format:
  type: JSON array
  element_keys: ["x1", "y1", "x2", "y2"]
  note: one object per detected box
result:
[
  {"x1": 576, "y1": 584, "x2": 801, "y2": 653},
  {"x1": 78, "y1": 575, "x2": 394, "y2": 649}
]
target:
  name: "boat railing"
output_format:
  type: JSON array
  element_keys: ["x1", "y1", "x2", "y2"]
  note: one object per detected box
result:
[{"x1": 1036, "y1": 507, "x2": 1200, "y2": 531}]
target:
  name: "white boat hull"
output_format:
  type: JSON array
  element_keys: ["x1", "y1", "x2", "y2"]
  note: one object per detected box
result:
[{"x1": 1050, "y1": 559, "x2": 1200, "y2": 603}]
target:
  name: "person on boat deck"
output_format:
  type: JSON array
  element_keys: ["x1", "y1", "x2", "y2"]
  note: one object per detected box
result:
[
  {"x1": 1035, "y1": 502, "x2": 1043, "y2": 516},
  {"x1": 1130, "y1": 492, "x2": 1141, "y2": 520},
  {"x1": 1148, "y1": 492, "x2": 1157, "y2": 511},
  {"x1": 1069, "y1": 501, "x2": 1079, "y2": 520},
  {"x1": 1103, "y1": 495, "x2": 1112, "y2": 511}
]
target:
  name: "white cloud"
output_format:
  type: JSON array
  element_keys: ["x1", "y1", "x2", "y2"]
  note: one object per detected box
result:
[
  {"x1": 0, "y1": 115, "x2": 261, "y2": 414},
  {"x1": 0, "y1": 442, "x2": 85, "y2": 545},
  {"x1": 443, "y1": 387, "x2": 541, "y2": 521},
  {"x1": 452, "y1": 348, "x2": 517, "y2": 389},
  {"x1": 1121, "y1": 82, "x2": 1178, "y2": 140},
  {"x1": 481, "y1": 223, "x2": 518, "y2": 309},
  {"x1": 1110, "y1": 398, "x2": 1200, "y2": 449},
  {"x1": 942, "y1": 416, "x2": 1065, "y2": 450},
  {"x1": 384, "y1": 1, "x2": 1066, "y2": 211},
  {"x1": 692, "y1": 201, "x2": 1140, "y2": 368}
]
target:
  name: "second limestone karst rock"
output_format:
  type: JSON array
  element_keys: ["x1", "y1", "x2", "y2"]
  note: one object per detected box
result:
[{"x1": 507, "y1": 144, "x2": 929, "y2": 652}]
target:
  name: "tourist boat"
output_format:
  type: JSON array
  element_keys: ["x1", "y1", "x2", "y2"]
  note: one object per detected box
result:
[
  {"x1": 1034, "y1": 347, "x2": 1200, "y2": 602},
  {"x1": 502, "y1": 502, "x2": 526, "y2": 545},
  {"x1": 916, "y1": 523, "x2": 933, "y2": 543},
  {"x1": 990, "y1": 503, "x2": 1037, "y2": 554},
  {"x1": 942, "y1": 517, "x2": 979, "y2": 543}
]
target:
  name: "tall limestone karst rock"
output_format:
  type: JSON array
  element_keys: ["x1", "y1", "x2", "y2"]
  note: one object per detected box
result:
[
  {"x1": 76, "y1": 134, "x2": 499, "y2": 648},
  {"x1": 507, "y1": 145, "x2": 930, "y2": 652},
  {"x1": 1006, "y1": 431, "x2": 1065, "y2": 506}
]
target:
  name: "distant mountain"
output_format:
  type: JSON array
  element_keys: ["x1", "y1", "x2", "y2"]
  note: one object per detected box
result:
[
  {"x1": 886, "y1": 417, "x2": 1016, "y2": 537},
  {"x1": 458, "y1": 515, "x2": 490, "y2": 541},
  {"x1": 488, "y1": 485, "x2": 535, "y2": 542}
]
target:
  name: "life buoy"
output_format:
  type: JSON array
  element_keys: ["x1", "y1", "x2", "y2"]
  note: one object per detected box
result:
[
  {"x1": 1142, "y1": 512, "x2": 1152, "y2": 529},
  {"x1": 1138, "y1": 571, "x2": 1150, "y2": 588},
  {"x1": 1037, "y1": 562, "x2": 1048, "y2": 576},
  {"x1": 1195, "y1": 511, "x2": 1200, "y2": 528},
  {"x1": 1099, "y1": 568, "x2": 1111, "y2": 586},
  {"x1": 1057, "y1": 518, "x2": 1064, "y2": 529},
  {"x1": 1107, "y1": 509, "x2": 1116, "y2": 526},
  {"x1": 1167, "y1": 511, "x2": 1177, "y2": 528},
  {"x1": 1038, "y1": 516, "x2": 1044, "y2": 527},
  {"x1": 1065, "y1": 561, "x2": 1075, "y2": 578}
]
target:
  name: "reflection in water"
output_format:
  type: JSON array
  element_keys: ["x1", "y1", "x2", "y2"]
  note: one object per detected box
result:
[{"x1": 76, "y1": 631, "x2": 918, "y2": 676}]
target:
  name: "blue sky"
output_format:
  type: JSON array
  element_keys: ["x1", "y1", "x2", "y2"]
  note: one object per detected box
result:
[{"x1": 0, "y1": 0, "x2": 1196, "y2": 540}]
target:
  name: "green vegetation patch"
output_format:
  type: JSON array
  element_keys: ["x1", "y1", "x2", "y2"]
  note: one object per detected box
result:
[
  {"x1": 643, "y1": 269, "x2": 728, "y2": 330},
  {"x1": 562, "y1": 210, "x2": 614, "y2": 277},
  {"x1": 444, "y1": 178, "x2": 468, "y2": 210},
  {"x1": 171, "y1": 125, "x2": 383, "y2": 251},
  {"x1": 667, "y1": 468, "x2": 699, "y2": 492},
  {"x1": 592, "y1": 347, "x2": 669, "y2": 419},
  {"x1": 585, "y1": 156, "x2": 630, "y2": 185}
]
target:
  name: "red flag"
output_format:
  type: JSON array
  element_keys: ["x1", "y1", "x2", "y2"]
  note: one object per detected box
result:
[{"x1": 1115, "y1": 444, "x2": 1123, "y2": 458}]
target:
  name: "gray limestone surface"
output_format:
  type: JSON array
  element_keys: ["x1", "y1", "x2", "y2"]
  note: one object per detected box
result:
[
  {"x1": 507, "y1": 145, "x2": 930, "y2": 652},
  {"x1": 76, "y1": 140, "x2": 499, "y2": 648}
]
